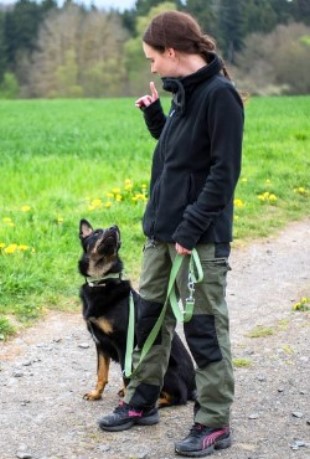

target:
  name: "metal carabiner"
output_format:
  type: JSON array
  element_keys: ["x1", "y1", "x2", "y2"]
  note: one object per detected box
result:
[{"x1": 187, "y1": 272, "x2": 195, "y2": 301}]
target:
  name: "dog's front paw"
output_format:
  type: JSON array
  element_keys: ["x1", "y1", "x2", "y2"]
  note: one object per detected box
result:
[{"x1": 83, "y1": 390, "x2": 102, "y2": 401}]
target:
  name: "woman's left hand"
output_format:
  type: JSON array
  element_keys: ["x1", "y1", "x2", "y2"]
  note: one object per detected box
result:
[
  {"x1": 135, "y1": 81, "x2": 159, "y2": 109},
  {"x1": 175, "y1": 243, "x2": 191, "y2": 255}
]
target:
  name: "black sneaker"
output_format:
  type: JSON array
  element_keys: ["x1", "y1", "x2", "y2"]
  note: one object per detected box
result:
[
  {"x1": 175, "y1": 423, "x2": 231, "y2": 457},
  {"x1": 98, "y1": 401, "x2": 159, "y2": 432}
]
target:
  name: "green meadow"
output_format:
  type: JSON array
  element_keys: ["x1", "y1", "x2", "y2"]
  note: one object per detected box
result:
[{"x1": 0, "y1": 96, "x2": 309, "y2": 339}]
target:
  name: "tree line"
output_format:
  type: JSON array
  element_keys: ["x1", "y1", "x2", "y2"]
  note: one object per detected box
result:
[{"x1": 0, "y1": 0, "x2": 309, "y2": 98}]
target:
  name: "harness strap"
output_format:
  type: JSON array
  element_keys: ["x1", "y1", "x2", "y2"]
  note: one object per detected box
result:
[{"x1": 124, "y1": 248, "x2": 203, "y2": 378}]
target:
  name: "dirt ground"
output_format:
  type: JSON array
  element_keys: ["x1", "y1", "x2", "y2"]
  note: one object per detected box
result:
[{"x1": 0, "y1": 219, "x2": 309, "y2": 459}]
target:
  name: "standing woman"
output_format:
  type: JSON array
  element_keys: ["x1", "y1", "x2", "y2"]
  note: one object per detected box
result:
[{"x1": 99, "y1": 10, "x2": 244, "y2": 458}]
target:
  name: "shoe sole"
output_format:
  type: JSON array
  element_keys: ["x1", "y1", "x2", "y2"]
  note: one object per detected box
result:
[
  {"x1": 175, "y1": 435, "x2": 232, "y2": 457},
  {"x1": 98, "y1": 414, "x2": 160, "y2": 432}
]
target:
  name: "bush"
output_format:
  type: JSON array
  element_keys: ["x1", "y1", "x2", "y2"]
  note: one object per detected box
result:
[
  {"x1": 234, "y1": 23, "x2": 310, "y2": 95},
  {"x1": 0, "y1": 72, "x2": 20, "y2": 99}
]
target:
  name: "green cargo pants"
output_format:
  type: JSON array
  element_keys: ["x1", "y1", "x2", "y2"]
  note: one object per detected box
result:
[{"x1": 124, "y1": 239, "x2": 234, "y2": 428}]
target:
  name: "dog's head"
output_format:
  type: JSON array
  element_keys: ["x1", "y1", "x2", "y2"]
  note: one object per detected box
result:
[{"x1": 78, "y1": 219, "x2": 122, "y2": 278}]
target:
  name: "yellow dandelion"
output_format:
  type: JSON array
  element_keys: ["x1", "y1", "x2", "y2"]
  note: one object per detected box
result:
[
  {"x1": 294, "y1": 187, "x2": 308, "y2": 196},
  {"x1": 57, "y1": 216, "x2": 64, "y2": 224},
  {"x1": 18, "y1": 244, "x2": 29, "y2": 251},
  {"x1": 133, "y1": 193, "x2": 147, "y2": 202},
  {"x1": 124, "y1": 179, "x2": 133, "y2": 191},
  {"x1": 92, "y1": 198, "x2": 102, "y2": 206},
  {"x1": 292, "y1": 297, "x2": 310, "y2": 311},
  {"x1": 234, "y1": 198, "x2": 244, "y2": 208},
  {"x1": 104, "y1": 202, "x2": 112, "y2": 208},
  {"x1": 0, "y1": 242, "x2": 5, "y2": 249},
  {"x1": 240, "y1": 177, "x2": 248, "y2": 183},
  {"x1": 269, "y1": 194, "x2": 277, "y2": 203},
  {"x1": 88, "y1": 198, "x2": 103, "y2": 210},
  {"x1": 106, "y1": 192, "x2": 114, "y2": 199},
  {"x1": 2, "y1": 217, "x2": 12, "y2": 223},
  {"x1": 112, "y1": 188, "x2": 121, "y2": 195},
  {"x1": 124, "y1": 183, "x2": 133, "y2": 191},
  {"x1": 115, "y1": 194, "x2": 122, "y2": 202},
  {"x1": 4, "y1": 244, "x2": 18, "y2": 254},
  {"x1": 21, "y1": 205, "x2": 31, "y2": 212},
  {"x1": 258, "y1": 191, "x2": 277, "y2": 204}
]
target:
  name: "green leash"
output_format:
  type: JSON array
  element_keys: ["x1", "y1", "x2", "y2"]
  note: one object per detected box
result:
[
  {"x1": 124, "y1": 290, "x2": 135, "y2": 378},
  {"x1": 124, "y1": 248, "x2": 203, "y2": 378}
]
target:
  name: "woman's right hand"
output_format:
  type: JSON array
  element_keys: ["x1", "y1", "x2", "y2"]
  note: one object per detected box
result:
[{"x1": 135, "y1": 81, "x2": 159, "y2": 109}]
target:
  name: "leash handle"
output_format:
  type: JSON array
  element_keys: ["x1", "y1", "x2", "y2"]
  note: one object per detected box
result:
[{"x1": 190, "y1": 249, "x2": 204, "y2": 283}]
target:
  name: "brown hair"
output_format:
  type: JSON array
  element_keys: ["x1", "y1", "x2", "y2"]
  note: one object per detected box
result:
[{"x1": 143, "y1": 11, "x2": 231, "y2": 80}]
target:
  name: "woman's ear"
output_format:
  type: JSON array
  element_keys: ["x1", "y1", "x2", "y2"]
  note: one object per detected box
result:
[{"x1": 166, "y1": 47, "x2": 177, "y2": 59}]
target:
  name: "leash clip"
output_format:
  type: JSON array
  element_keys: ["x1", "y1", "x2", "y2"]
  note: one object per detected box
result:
[{"x1": 187, "y1": 272, "x2": 195, "y2": 302}]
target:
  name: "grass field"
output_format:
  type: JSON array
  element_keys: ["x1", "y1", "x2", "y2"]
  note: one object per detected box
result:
[{"x1": 0, "y1": 96, "x2": 309, "y2": 339}]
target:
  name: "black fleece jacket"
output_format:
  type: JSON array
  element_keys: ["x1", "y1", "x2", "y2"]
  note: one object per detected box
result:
[{"x1": 141, "y1": 53, "x2": 244, "y2": 250}]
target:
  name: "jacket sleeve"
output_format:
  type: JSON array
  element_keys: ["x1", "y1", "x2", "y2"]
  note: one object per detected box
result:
[
  {"x1": 172, "y1": 85, "x2": 244, "y2": 250},
  {"x1": 142, "y1": 99, "x2": 167, "y2": 139}
]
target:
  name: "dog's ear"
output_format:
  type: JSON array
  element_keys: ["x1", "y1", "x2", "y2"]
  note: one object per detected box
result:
[
  {"x1": 79, "y1": 219, "x2": 93, "y2": 239},
  {"x1": 114, "y1": 225, "x2": 122, "y2": 250}
]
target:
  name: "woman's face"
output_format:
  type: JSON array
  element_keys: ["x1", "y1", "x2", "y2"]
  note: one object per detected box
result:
[{"x1": 143, "y1": 42, "x2": 179, "y2": 78}]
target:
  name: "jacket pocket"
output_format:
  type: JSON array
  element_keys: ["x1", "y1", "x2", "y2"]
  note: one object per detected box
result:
[{"x1": 143, "y1": 178, "x2": 161, "y2": 237}]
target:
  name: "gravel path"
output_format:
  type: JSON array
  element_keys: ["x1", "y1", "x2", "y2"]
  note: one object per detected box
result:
[{"x1": 0, "y1": 219, "x2": 309, "y2": 459}]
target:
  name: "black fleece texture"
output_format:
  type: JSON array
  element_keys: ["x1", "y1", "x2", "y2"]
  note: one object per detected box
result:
[{"x1": 141, "y1": 53, "x2": 244, "y2": 250}]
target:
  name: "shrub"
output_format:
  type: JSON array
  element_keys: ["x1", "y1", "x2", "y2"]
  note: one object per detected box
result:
[
  {"x1": 0, "y1": 72, "x2": 20, "y2": 99},
  {"x1": 235, "y1": 23, "x2": 310, "y2": 95}
]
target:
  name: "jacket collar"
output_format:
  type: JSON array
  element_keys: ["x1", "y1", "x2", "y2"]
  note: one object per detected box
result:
[{"x1": 161, "y1": 53, "x2": 222, "y2": 115}]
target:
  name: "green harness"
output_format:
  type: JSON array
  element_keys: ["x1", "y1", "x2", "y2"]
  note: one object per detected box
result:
[{"x1": 124, "y1": 248, "x2": 203, "y2": 378}]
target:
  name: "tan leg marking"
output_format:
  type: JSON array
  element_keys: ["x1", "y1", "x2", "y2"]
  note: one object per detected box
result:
[
  {"x1": 118, "y1": 385, "x2": 126, "y2": 398},
  {"x1": 84, "y1": 354, "x2": 110, "y2": 401},
  {"x1": 158, "y1": 391, "x2": 173, "y2": 408}
]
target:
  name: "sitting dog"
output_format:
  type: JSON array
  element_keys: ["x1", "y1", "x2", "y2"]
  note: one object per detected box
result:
[{"x1": 78, "y1": 219, "x2": 196, "y2": 407}]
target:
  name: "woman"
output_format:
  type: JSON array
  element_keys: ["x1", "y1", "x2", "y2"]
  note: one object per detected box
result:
[{"x1": 99, "y1": 10, "x2": 244, "y2": 458}]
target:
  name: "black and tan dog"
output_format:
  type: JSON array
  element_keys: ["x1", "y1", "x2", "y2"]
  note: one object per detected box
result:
[{"x1": 78, "y1": 219, "x2": 196, "y2": 407}]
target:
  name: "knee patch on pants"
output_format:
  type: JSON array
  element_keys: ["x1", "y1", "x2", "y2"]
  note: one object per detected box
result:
[
  {"x1": 137, "y1": 298, "x2": 164, "y2": 348},
  {"x1": 184, "y1": 314, "x2": 222, "y2": 368}
]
